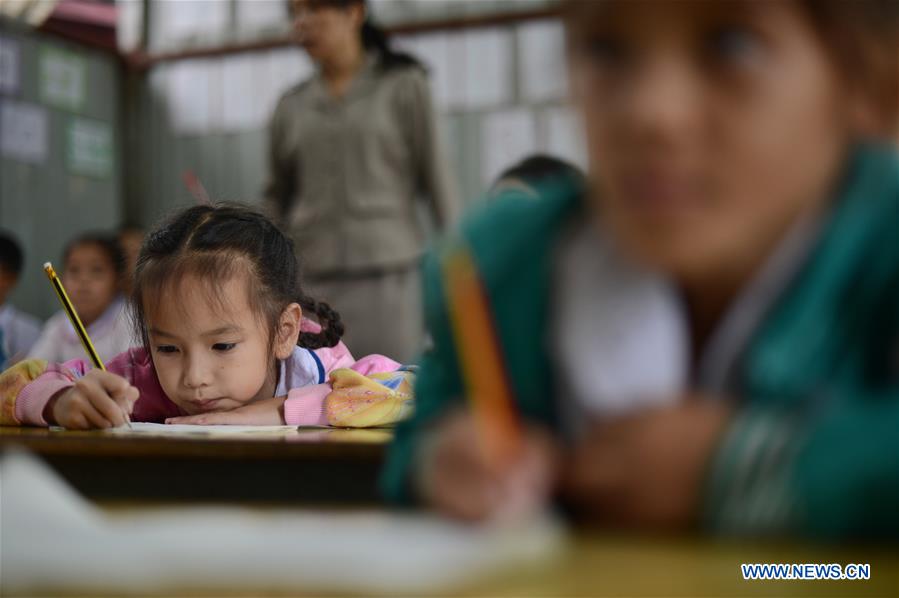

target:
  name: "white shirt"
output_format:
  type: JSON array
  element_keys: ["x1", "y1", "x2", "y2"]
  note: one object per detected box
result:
[
  {"x1": 28, "y1": 297, "x2": 136, "y2": 364},
  {"x1": 0, "y1": 303, "x2": 42, "y2": 363},
  {"x1": 551, "y1": 211, "x2": 823, "y2": 436}
]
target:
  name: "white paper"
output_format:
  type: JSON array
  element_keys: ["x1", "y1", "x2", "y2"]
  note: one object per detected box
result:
[
  {"x1": 0, "y1": 451, "x2": 565, "y2": 595},
  {"x1": 542, "y1": 106, "x2": 588, "y2": 171},
  {"x1": 482, "y1": 109, "x2": 538, "y2": 186},
  {"x1": 447, "y1": 28, "x2": 513, "y2": 110},
  {"x1": 518, "y1": 20, "x2": 568, "y2": 103},
  {"x1": 0, "y1": 100, "x2": 48, "y2": 163},
  {"x1": 0, "y1": 36, "x2": 20, "y2": 95},
  {"x1": 97, "y1": 422, "x2": 301, "y2": 437}
]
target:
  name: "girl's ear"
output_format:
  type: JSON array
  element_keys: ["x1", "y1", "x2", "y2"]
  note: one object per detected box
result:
[{"x1": 274, "y1": 303, "x2": 302, "y2": 360}]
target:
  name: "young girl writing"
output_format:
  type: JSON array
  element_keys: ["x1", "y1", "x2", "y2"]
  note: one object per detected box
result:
[
  {"x1": 1, "y1": 205, "x2": 413, "y2": 429},
  {"x1": 29, "y1": 234, "x2": 134, "y2": 364},
  {"x1": 383, "y1": 0, "x2": 899, "y2": 538}
]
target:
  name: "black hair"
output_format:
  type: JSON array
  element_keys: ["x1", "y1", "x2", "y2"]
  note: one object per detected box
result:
[
  {"x1": 133, "y1": 204, "x2": 344, "y2": 353},
  {"x1": 295, "y1": 0, "x2": 424, "y2": 71},
  {"x1": 494, "y1": 154, "x2": 586, "y2": 190},
  {"x1": 0, "y1": 232, "x2": 24, "y2": 276},
  {"x1": 63, "y1": 233, "x2": 126, "y2": 280}
]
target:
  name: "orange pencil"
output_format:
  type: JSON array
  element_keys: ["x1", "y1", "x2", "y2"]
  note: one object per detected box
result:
[{"x1": 442, "y1": 243, "x2": 522, "y2": 470}]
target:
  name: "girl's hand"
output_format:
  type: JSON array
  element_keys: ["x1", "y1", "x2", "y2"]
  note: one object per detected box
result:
[
  {"x1": 165, "y1": 396, "x2": 287, "y2": 425},
  {"x1": 419, "y1": 410, "x2": 558, "y2": 523},
  {"x1": 45, "y1": 370, "x2": 139, "y2": 429},
  {"x1": 561, "y1": 401, "x2": 731, "y2": 530}
]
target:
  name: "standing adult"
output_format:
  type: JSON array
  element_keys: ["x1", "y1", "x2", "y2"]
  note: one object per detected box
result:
[{"x1": 264, "y1": 0, "x2": 458, "y2": 362}]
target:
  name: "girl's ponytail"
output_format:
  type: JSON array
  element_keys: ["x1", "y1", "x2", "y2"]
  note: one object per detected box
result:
[{"x1": 298, "y1": 294, "x2": 345, "y2": 349}]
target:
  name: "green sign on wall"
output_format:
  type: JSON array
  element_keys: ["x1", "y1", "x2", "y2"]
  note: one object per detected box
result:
[
  {"x1": 40, "y1": 46, "x2": 85, "y2": 111},
  {"x1": 67, "y1": 117, "x2": 112, "y2": 178}
]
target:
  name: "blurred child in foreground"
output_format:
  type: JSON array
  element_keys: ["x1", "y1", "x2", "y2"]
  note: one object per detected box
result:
[{"x1": 384, "y1": 0, "x2": 899, "y2": 538}]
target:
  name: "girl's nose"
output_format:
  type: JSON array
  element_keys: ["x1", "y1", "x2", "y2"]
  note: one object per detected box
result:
[{"x1": 182, "y1": 356, "x2": 212, "y2": 388}]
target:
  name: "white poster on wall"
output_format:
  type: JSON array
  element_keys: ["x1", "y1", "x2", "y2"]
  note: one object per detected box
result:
[
  {"x1": 482, "y1": 109, "x2": 538, "y2": 186},
  {"x1": 0, "y1": 37, "x2": 20, "y2": 95},
  {"x1": 0, "y1": 101, "x2": 48, "y2": 163}
]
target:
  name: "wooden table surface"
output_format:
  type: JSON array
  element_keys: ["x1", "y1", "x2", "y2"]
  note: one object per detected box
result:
[
  {"x1": 472, "y1": 534, "x2": 899, "y2": 597},
  {"x1": 0, "y1": 426, "x2": 392, "y2": 504}
]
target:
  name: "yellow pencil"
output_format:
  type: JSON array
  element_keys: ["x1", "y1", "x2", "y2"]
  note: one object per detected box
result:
[{"x1": 43, "y1": 262, "x2": 131, "y2": 428}]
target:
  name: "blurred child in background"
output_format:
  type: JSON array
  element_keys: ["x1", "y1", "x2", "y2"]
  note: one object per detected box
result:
[
  {"x1": 384, "y1": 0, "x2": 899, "y2": 538},
  {"x1": 29, "y1": 234, "x2": 134, "y2": 363},
  {"x1": 0, "y1": 233, "x2": 42, "y2": 366}
]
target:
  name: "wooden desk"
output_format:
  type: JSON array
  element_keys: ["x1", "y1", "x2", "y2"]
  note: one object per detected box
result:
[
  {"x1": 0, "y1": 426, "x2": 391, "y2": 504},
  {"x1": 473, "y1": 534, "x2": 899, "y2": 597}
]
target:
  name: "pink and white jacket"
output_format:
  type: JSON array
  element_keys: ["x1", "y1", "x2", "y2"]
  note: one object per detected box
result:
[{"x1": 0, "y1": 320, "x2": 415, "y2": 428}]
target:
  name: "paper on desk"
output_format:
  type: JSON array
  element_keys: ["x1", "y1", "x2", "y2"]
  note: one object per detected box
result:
[
  {"x1": 0, "y1": 451, "x2": 565, "y2": 595},
  {"x1": 49, "y1": 422, "x2": 303, "y2": 438},
  {"x1": 106, "y1": 422, "x2": 302, "y2": 437}
]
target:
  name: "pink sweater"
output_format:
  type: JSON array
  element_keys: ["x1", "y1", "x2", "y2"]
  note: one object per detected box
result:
[{"x1": 11, "y1": 323, "x2": 401, "y2": 427}]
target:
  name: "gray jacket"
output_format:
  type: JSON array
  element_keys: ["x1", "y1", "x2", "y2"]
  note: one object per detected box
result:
[{"x1": 264, "y1": 55, "x2": 458, "y2": 276}]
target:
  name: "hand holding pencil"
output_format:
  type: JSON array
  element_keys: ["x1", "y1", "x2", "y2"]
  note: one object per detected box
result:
[
  {"x1": 419, "y1": 411, "x2": 558, "y2": 523},
  {"x1": 43, "y1": 369, "x2": 139, "y2": 430},
  {"x1": 418, "y1": 244, "x2": 558, "y2": 522},
  {"x1": 42, "y1": 262, "x2": 137, "y2": 429}
]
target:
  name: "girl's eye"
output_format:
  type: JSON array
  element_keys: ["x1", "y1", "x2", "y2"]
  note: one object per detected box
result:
[
  {"x1": 213, "y1": 343, "x2": 237, "y2": 352},
  {"x1": 156, "y1": 345, "x2": 179, "y2": 354},
  {"x1": 705, "y1": 25, "x2": 764, "y2": 68}
]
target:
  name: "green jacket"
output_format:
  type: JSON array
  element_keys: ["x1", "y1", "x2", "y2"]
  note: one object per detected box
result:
[{"x1": 382, "y1": 145, "x2": 899, "y2": 539}]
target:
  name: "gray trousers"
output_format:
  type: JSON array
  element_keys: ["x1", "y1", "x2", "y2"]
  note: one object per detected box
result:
[{"x1": 304, "y1": 265, "x2": 424, "y2": 364}]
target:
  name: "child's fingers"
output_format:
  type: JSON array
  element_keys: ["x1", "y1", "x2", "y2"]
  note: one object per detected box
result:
[
  {"x1": 86, "y1": 391, "x2": 129, "y2": 427},
  {"x1": 74, "y1": 376, "x2": 125, "y2": 428},
  {"x1": 91, "y1": 370, "x2": 136, "y2": 398},
  {"x1": 108, "y1": 384, "x2": 140, "y2": 413},
  {"x1": 77, "y1": 399, "x2": 115, "y2": 429},
  {"x1": 426, "y1": 415, "x2": 503, "y2": 520},
  {"x1": 64, "y1": 412, "x2": 91, "y2": 430}
]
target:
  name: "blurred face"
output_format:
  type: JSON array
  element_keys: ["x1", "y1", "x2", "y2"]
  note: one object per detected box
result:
[
  {"x1": 63, "y1": 243, "x2": 119, "y2": 326},
  {"x1": 567, "y1": 0, "x2": 855, "y2": 285},
  {"x1": 146, "y1": 274, "x2": 278, "y2": 416},
  {"x1": 291, "y1": 0, "x2": 364, "y2": 64}
]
